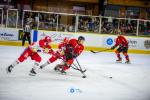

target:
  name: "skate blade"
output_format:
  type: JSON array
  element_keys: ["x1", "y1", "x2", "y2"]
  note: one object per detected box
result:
[
  {"x1": 54, "y1": 68, "x2": 60, "y2": 72},
  {"x1": 116, "y1": 61, "x2": 122, "y2": 63},
  {"x1": 125, "y1": 62, "x2": 131, "y2": 64},
  {"x1": 29, "y1": 73, "x2": 36, "y2": 76},
  {"x1": 54, "y1": 70, "x2": 60, "y2": 72},
  {"x1": 6, "y1": 67, "x2": 11, "y2": 74},
  {"x1": 60, "y1": 72, "x2": 67, "y2": 75},
  {"x1": 54, "y1": 67, "x2": 62, "y2": 72}
]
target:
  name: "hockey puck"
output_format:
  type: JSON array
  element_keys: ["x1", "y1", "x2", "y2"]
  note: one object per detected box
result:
[
  {"x1": 109, "y1": 77, "x2": 112, "y2": 79},
  {"x1": 82, "y1": 75, "x2": 86, "y2": 78}
]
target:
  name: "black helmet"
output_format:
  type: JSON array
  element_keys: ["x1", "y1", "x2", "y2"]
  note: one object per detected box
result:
[{"x1": 78, "y1": 36, "x2": 85, "y2": 41}]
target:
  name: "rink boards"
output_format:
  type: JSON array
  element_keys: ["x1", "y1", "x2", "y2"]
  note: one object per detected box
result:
[{"x1": 0, "y1": 27, "x2": 150, "y2": 54}]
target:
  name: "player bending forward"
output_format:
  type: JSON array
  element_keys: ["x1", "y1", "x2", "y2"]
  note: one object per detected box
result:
[
  {"x1": 6, "y1": 36, "x2": 53, "y2": 75},
  {"x1": 40, "y1": 37, "x2": 69, "y2": 69},
  {"x1": 111, "y1": 31, "x2": 130, "y2": 64},
  {"x1": 40, "y1": 36, "x2": 85, "y2": 74}
]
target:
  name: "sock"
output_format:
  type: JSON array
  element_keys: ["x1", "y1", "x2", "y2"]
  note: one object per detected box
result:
[
  {"x1": 123, "y1": 52, "x2": 129, "y2": 61},
  {"x1": 11, "y1": 60, "x2": 20, "y2": 67},
  {"x1": 125, "y1": 55, "x2": 129, "y2": 61},
  {"x1": 41, "y1": 61, "x2": 50, "y2": 68},
  {"x1": 117, "y1": 53, "x2": 121, "y2": 60},
  {"x1": 32, "y1": 62, "x2": 39, "y2": 70}
]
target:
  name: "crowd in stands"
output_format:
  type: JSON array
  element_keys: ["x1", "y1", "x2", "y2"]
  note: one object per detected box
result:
[
  {"x1": 0, "y1": 9, "x2": 150, "y2": 36},
  {"x1": 78, "y1": 16, "x2": 100, "y2": 32}
]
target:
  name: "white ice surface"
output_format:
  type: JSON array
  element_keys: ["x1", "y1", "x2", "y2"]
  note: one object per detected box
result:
[{"x1": 0, "y1": 46, "x2": 150, "y2": 100}]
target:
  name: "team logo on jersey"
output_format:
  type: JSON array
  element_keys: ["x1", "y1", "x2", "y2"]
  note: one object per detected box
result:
[
  {"x1": 144, "y1": 40, "x2": 150, "y2": 49},
  {"x1": 106, "y1": 38, "x2": 113, "y2": 45}
]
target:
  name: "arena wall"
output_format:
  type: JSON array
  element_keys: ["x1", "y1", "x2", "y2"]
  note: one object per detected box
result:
[{"x1": 0, "y1": 28, "x2": 150, "y2": 54}]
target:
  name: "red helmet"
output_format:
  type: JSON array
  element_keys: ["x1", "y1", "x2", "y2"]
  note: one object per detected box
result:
[
  {"x1": 63, "y1": 37, "x2": 69, "y2": 43},
  {"x1": 44, "y1": 36, "x2": 51, "y2": 42}
]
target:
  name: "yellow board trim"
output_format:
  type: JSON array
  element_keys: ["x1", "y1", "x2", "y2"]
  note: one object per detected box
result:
[{"x1": 0, "y1": 41, "x2": 150, "y2": 54}]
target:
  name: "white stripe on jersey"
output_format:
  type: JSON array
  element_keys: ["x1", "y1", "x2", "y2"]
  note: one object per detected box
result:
[{"x1": 24, "y1": 25, "x2": 31, "y2": 33}]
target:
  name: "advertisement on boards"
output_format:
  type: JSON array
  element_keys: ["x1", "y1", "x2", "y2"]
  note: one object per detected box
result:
[{"x1": 0, "y1": 28, "x2": 19, "y2": 41}]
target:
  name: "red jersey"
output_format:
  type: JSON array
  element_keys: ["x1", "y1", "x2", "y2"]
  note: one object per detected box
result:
[
  {"x1": 18, "y1": 36, "x2": 52, "y2": 63},
  {"x1": 58, "y1": 41, "x2": 67, "y2": 50},
  {"x1": 58, "y1": 37, "x2": 69, "y2": 50},
  {"x1": 39, "y1": 39, "x2": 52, "y2": 49},
  {"x1": 28, "y1": 39, "x2": 52, "y2": 53},
  {"x1": 67, "y1": 39, "x2": 84, "y2": 56},
  {"x1": 114, "y1": 35, "x2": 128, "y2": 47}
]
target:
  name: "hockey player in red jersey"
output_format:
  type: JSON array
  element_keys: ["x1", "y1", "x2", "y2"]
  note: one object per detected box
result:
[
  {"x1": 40, "y1": 37, "x2": 70, "y2": 69},
  {"x1": 54, "y1": 36, "x2": 85, "y2": 74},
  {"x1": 40, "y1": 36, "x2": 85, "y2": 74},
  {"x1": 111, "y1": 31, "x2": 130, "y2": 63},
  {"x1": 6, "y1": 36, "x2": 53, "y2": 75}
]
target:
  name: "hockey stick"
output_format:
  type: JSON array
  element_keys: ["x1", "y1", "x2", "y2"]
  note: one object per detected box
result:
[
  {"x1": 58, "y1": 56, "x2": 86, "y2": 78},
  {"x1": 71, "y1": 64, "x2": 86, "y2": 78},
  {"x1": 90, "y1": 49, "x2": 110, "y2": 53},
  {"x1": 71, "y1": 63, "x2": 86, "y2": 73},
  {"x1": 73, "y1": 58, "x2": 87, "y2": 78}
]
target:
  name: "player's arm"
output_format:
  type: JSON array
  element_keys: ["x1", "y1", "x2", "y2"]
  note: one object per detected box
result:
[
  {"x1": 111, "y1": 38, "x2": 118, "y2": 50},
  {"x1": 43, "y1": 43, "x2": 54, "y2": 54},
  {"x1": 58, "y1": 42, "x2": 67, "y2": 51},
  {"x1": 28, "y1": 42, "x2": 41, "y2": 53},
  {"x1": 73, "y1": 45, "x2": 84, "y2": 58}
]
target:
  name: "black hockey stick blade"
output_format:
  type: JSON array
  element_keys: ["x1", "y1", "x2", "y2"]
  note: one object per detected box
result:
[
  {"x1": 90, "y1": 49, "x2": 110, "y2": 53},
  {"x1": 90, "y1": 50, "x2": 97, "y2": 53},
  {"x1": 71, "y1": 66, "x2": 87, "y2": 78},
  {"x1": 71, "y1": 66, "x2": 86, "y2": 73}
]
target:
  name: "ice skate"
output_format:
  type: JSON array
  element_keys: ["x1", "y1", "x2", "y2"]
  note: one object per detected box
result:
[
  {"x1": 6, "y1": 65, "x2": 13, "y2": 73},
  {"x1": 116, "y1": 59, "x2": 122, "y2": 63},
  {"x1": 29, "y1": 68, "x2": 37, "y2": 76},
  {"x1": 125, "y1": 60, "x2": 131, "y2": 64},
  {"x1": 54, "y1": 64, "x2": 62, "y2": 72},
  {"x1": 40, "y1": 65, "x2": 44, "y2": 69},
  {"x1": 60, "y1": 69, "x2": 67, "y2": 75}
]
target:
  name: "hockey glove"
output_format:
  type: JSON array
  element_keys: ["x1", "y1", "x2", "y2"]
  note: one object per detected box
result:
[
  {"x1": 37, "y1": 49, "x2": 41, "y2": 52},
  {"x1": 66, "y1": 44, "x2": 73, "y2": 53},
  {"x1": 43, "y1": 48, "x2": 49, "y2": 53},
  {"x1": 60, "y1": 50, "x2": 65, "y2": 55},
  {"x1": 73, "y1": 53, "x2": 78, "y2": 58},
  {"x1": 111, "y1": 46, "x2": 116, "y2": 50},
  {"x1": 119, "y1": 44, "x2": 123, "y2": 47}
]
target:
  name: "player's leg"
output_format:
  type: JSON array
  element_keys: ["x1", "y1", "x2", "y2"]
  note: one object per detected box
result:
[
  {"x1": 22, "y1": 33, "x2": 27, "y2": 46},
  {"x1": 7, "y1": 60, "x2": 20, "y2": 73},
  {"x1": 29, "y1": 53, "x2": 41, "y2": 76},
  {"x1": 54, "y1": 64, "x2": 62, "y2": 72},
  {"x1": 115, "y1": 47, "x2": 122, "y2": 62},
  {"x1": 26, "y1": 32, "x2": 31, "y2": 45},
  {"x1": 40, "y1": 55, "x2": 58, "y2": 69},
  {"x1": 6, "y1": 48, "x2": 31, "y2": 73},
  {"x1": 54, "y1": 63, "x2": 67, "y2": 74},
  {"x1": 29, "y1": 62, "x2": 40, "y2": 76},
  {"x1": 59, "y1": 53, "x2": 74, "y2": 74},
  {"x1": 122, "y1": 47, "x2": 130, "y2": 63},
  {"x1": 55, "y1": 59, "x2": 73, "y2": 74}
]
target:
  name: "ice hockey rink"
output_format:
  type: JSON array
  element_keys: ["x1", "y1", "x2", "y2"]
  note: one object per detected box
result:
[{"x1": 0, "y1": 45, "x2": 150, "y2": 100}]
